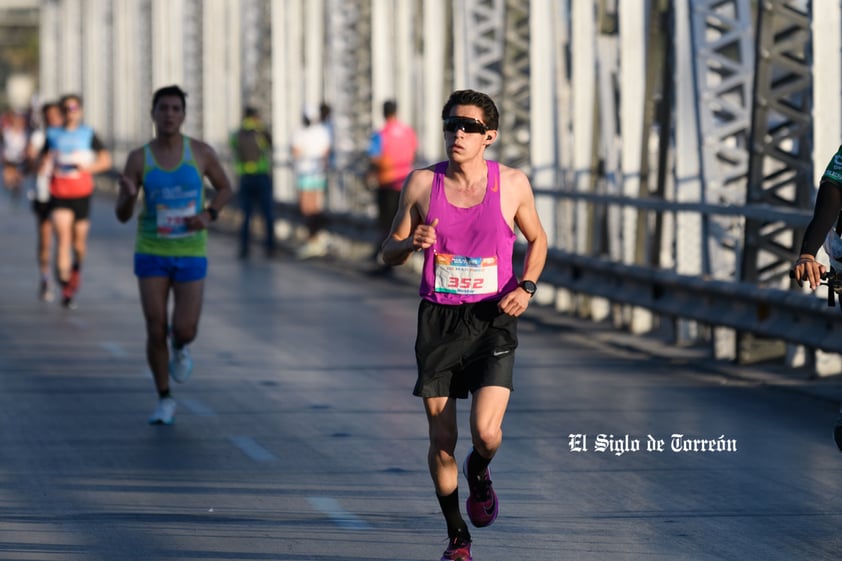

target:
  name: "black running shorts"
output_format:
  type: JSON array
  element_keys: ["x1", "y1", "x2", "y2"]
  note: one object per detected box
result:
[
  {"x1": 31, "y1": 200, "x2": 51, "y2": 222},
  {"x1": 50, "y1": 195, "x2": 92, "y2": 221},
  {"x1": 413, "y1": 298, "x2": 518, "y2": 399}
]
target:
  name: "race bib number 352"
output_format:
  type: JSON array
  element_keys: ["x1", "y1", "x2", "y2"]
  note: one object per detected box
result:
[{"x1": 434, "y1": 253, "x2": 498, "y2": 295}]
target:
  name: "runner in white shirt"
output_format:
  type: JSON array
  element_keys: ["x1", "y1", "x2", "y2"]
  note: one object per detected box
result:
[{"x1": 291, "y1": 105, "x2": 332, "y2": 258}]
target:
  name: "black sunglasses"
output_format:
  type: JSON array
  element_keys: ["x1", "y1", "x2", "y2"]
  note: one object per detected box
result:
[{"x1": 443, "y1": 116, "x2": 487, "y2": 135}]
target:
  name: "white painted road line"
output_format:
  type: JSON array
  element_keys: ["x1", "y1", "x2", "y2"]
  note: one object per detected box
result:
[
  {"x1": 307, "y1": 496, "x2": 372, "y2": 530},
  {"x1": 228, "y1": 436, "x2": 277, "y2": 462},
  {"x1": 101, "y1": 341, "x2": 128, "y2": 358}
]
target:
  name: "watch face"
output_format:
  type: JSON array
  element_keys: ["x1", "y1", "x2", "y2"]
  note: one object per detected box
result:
[{"x1": 521, "y1": 280, "x2": 536, "y2": 294}]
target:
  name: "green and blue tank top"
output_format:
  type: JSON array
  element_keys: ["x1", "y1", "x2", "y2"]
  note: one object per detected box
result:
[
  {"x1": 823, "y1": 145, "x2": 842, "y2": 186},
  {"x1": 135, "y1": 136, "x2": 207, "y2": 257}
]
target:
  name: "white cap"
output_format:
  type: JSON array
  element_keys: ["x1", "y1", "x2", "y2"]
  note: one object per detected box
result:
[{"x1": 303, "y1": 103, "x2": 318, "y2": 121}]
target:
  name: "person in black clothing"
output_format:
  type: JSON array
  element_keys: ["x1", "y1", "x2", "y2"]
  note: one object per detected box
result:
[{"x1": 791, "y1": 145, "x2": 842, "y2": 452}]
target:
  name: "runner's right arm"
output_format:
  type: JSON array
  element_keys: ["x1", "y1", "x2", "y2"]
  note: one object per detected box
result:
[
  {"x1": 115, "y1": 148, "x2": 143, "y2": 223},
  {"x1": 381, "y1": 169, "x2": 436, "y2": 266},
  {"x1": 791, "y1": 181, "x2": 842, "y2": 289}
]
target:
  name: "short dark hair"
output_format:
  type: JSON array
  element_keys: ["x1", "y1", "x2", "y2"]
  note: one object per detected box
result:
[
  {"x1": 152, "y1": 85, "x2": 187, "y2": 111},
  {"x1": 244, "y1": 106, "x2": 259, "y2": 118},
  {"x1": 319, "y1": 102, "x2": 331, "y2": 121},
  {"x1": 383, "y1": 99, "x2": 397, "y2": 118},
  {"x1": 59, "y1": 93, "x2": 82, "y2": 108},
  {"x1": 441, "y1": 90, "x2": 499, "y2": 131},
  {"x1": 41, "y1": 101, "x2": 59, "y2": 118}
]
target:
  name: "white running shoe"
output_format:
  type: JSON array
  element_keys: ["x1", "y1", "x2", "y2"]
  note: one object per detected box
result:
[
  {"x1": 169, "y1": 343, "x2": 193, "y2": 383},
  {"x1": 148, "y1": 397, "x2": 176, "y2": 425},
  {"x1": 39, "y1": 280, "x2": 54, "y2": 302},
  {"x1": 296, "y1": 238, "x2": 328, "y2": 259}
]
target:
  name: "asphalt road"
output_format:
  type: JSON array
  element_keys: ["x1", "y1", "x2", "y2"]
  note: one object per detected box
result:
[{"x1": 1, "y1": 190, "x2": 842, "y2": 561}]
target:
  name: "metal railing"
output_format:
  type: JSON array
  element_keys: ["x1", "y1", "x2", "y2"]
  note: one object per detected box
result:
[
  {"x1": 98, "y1": 154, "x2": 834, "y2": 361},
  {"x1": 249, "y1": 168, "x2": 838, "y2": 359}
]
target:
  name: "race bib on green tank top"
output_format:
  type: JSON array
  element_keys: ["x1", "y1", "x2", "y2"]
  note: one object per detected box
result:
[{"x1": 156, "y1": 186, "x2": 198, "y2": 239}]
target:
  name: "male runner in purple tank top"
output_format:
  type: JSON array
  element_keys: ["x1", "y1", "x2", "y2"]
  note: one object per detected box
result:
[{"x1": 381, "y1": 90, "x2": 548, "y2": 561}]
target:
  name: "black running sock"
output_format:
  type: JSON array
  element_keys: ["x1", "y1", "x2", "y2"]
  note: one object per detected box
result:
[
  {"x1": 437, "y1": 490, "x2": 469, "y2": 538},
  {"x1": 467, "y1": 448, "x2": 491, "y2": 480},
  {"x1": 158, "y1": 388, "x2": 171, "y2": 399}
]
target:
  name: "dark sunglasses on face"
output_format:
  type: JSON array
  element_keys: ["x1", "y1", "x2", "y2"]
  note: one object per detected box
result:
[{"x1": 443, "y1": 116, "x2": 487, "y2": 135}]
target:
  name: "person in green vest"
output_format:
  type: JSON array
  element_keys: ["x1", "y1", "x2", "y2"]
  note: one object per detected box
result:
[{"x1": 231, "y1": 106, "x2": 275, "y2": 259}]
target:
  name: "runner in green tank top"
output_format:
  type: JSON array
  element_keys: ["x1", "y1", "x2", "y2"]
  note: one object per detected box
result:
[
  {"x1": 134, "y1": 135, "x2": 208, "y2": 257},
  {"x1": 115, "y1": 85, "x2": 233, "y2": 425}
]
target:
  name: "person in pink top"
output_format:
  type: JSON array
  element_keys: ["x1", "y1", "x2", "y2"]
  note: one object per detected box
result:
[
  {"x1": 368, "y1": 99, "x2": 417, "y2": 274},
  {"x1": 381, "y1": 90, "x2": 548, "y2": 561}
]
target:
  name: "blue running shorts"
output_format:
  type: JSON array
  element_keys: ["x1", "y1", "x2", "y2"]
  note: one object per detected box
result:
[{"x1": 134, "y1": 254, "x2": 208, "y2": 282}]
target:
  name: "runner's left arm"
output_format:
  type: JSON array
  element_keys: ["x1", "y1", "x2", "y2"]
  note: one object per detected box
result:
[
  {"x1": 87, "y1": 133, "x2": 113, "y2": 175},
  {"x1": 499, "y1": 169, "x2": 548, "y2": 317},
  {"x1": 186, "y1": 140, "x2": 234, "y2": 231}
]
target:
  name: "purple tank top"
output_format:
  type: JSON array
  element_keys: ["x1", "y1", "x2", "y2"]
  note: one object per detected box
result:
[{"x1": 419, "y1": 160, "x2": 518, "y2": 304}]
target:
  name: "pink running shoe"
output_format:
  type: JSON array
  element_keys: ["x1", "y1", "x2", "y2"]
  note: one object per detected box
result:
[
  {"x1": 462, "y1": 451, "x2": 498, "y2": 527},
  {"x1": 61, "y1": 270, "x2": 80, "y2": 307},
  {"x1": 441, "y1": 531, "x2": 472, "y2": 561},
  {"x1": 68, "y1": 269, "x2": 81, "y2": 293}
]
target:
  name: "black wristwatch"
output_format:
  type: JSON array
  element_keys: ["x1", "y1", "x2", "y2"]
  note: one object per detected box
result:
[
  {"x1": 519, "y1": 280, "x2": 537, "y2": 297},
  {"x1": 205, "y1": 207, "x2": 219, "y2": 222}
]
